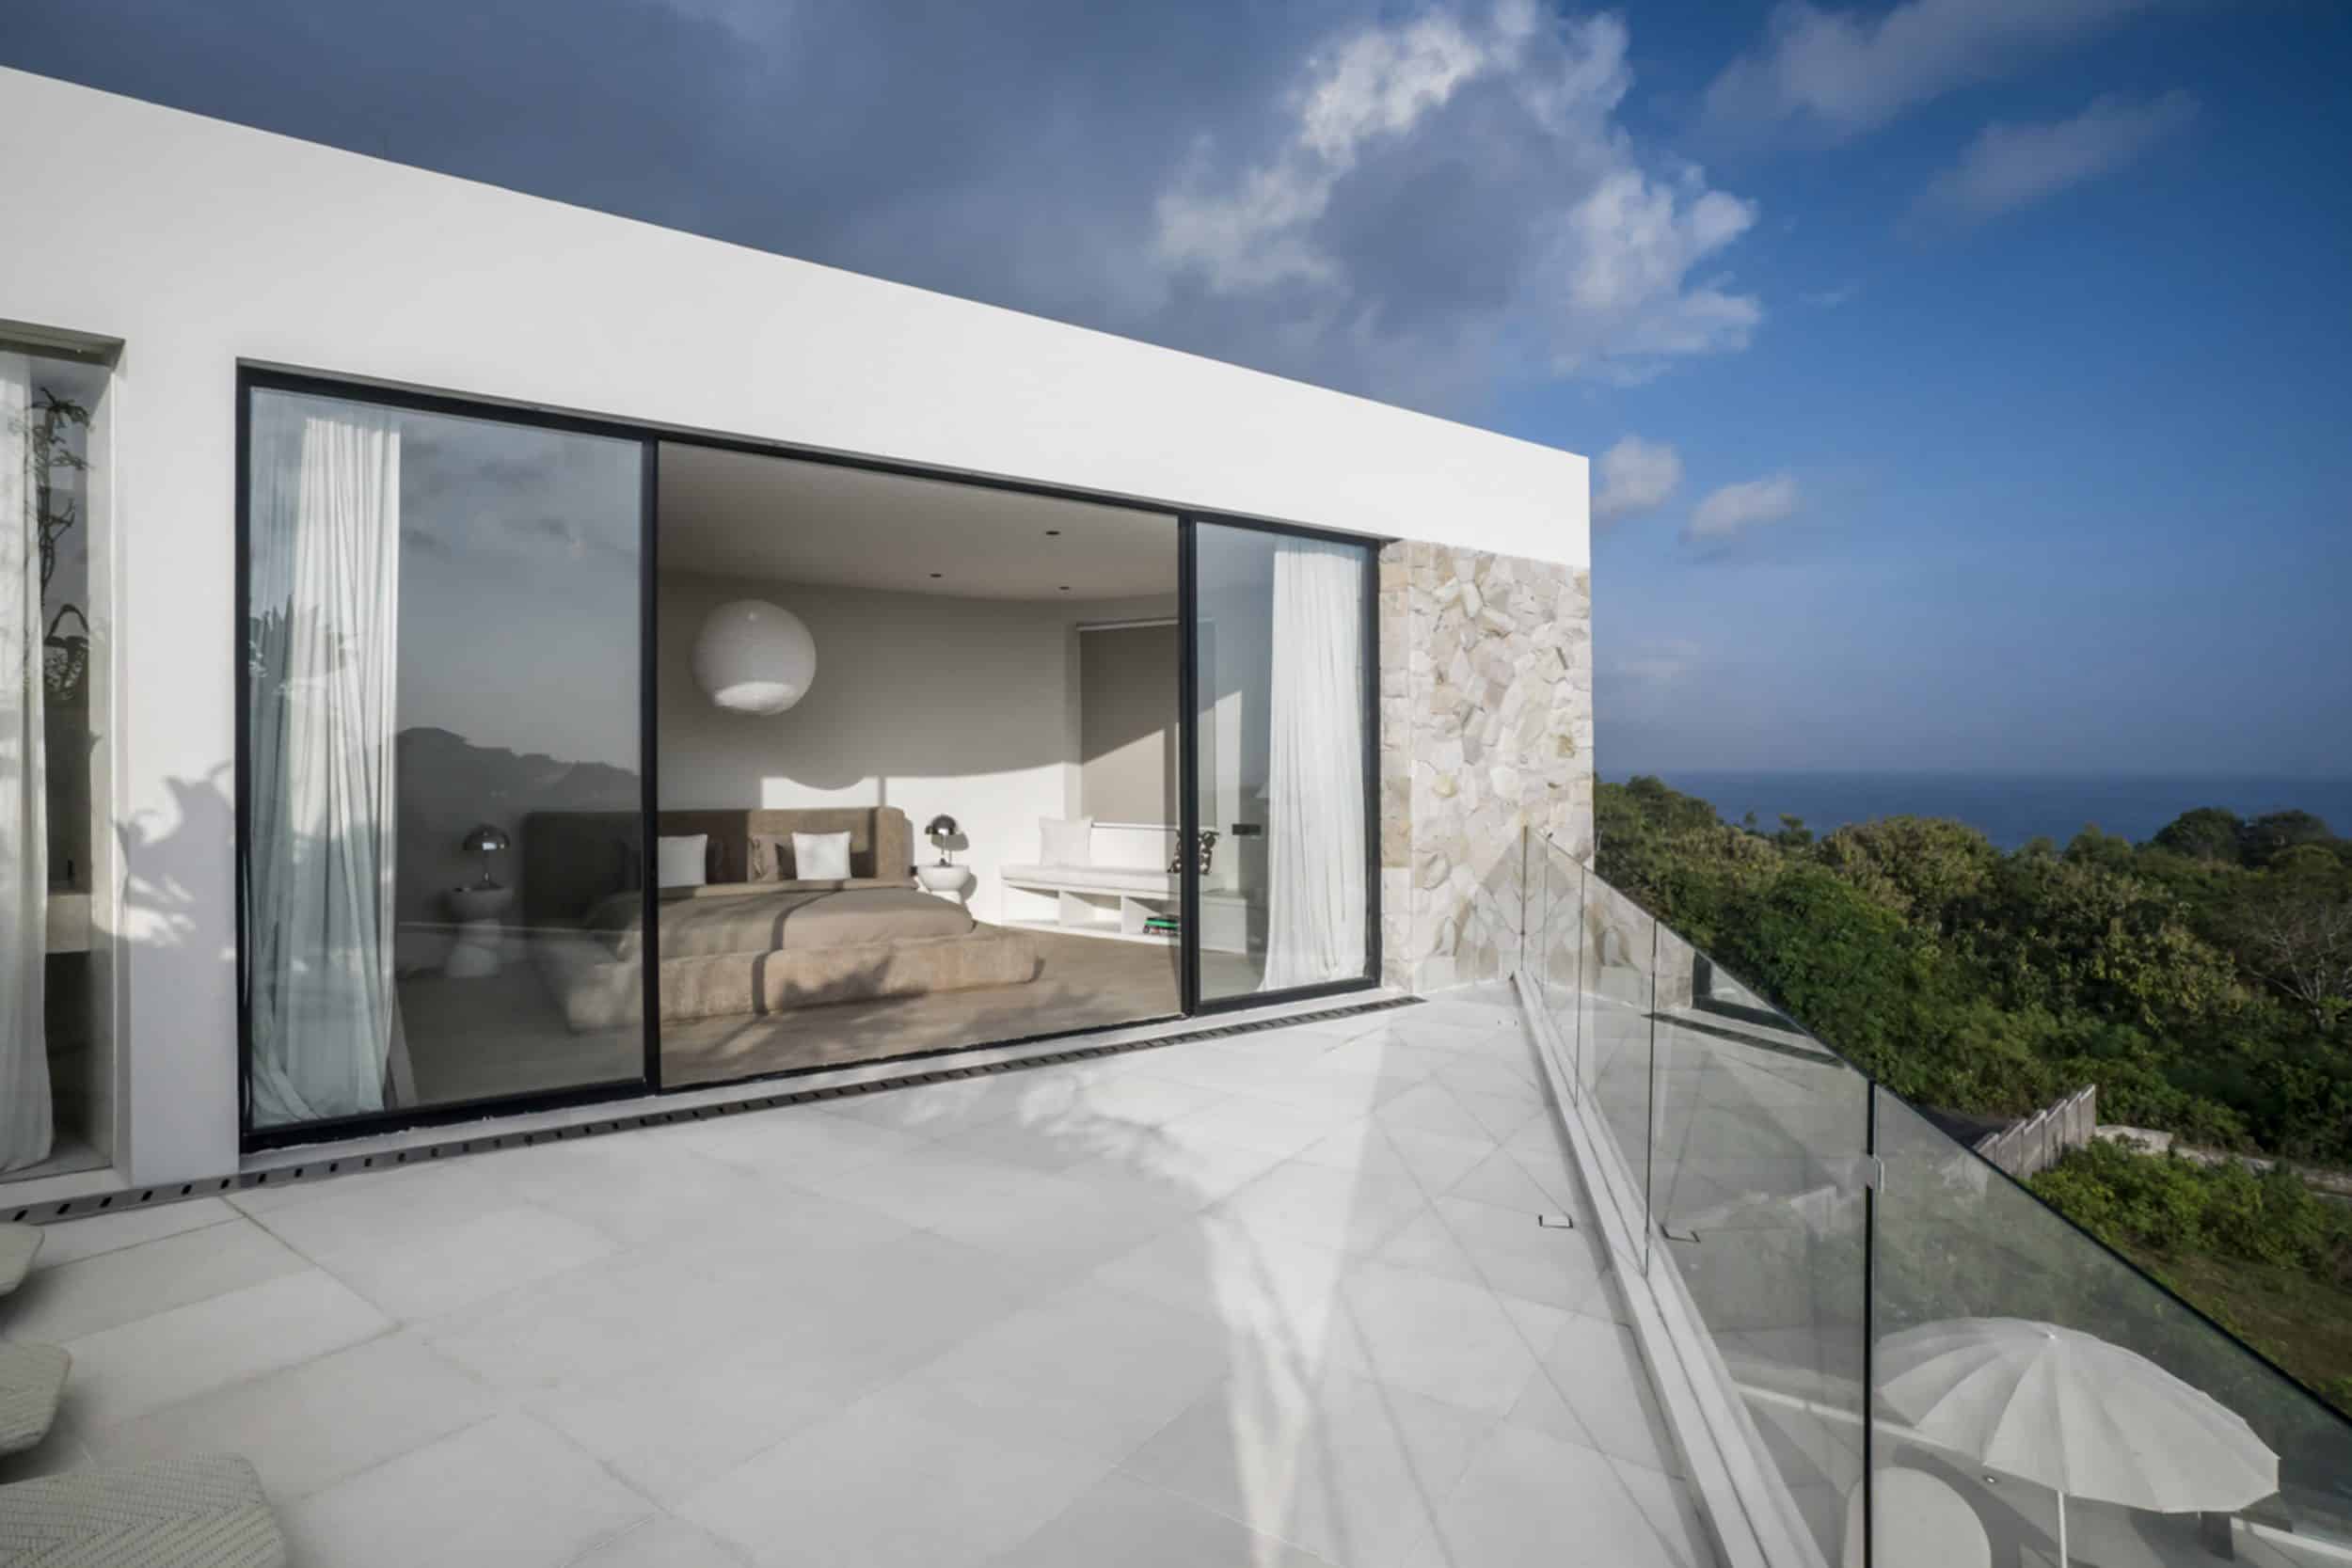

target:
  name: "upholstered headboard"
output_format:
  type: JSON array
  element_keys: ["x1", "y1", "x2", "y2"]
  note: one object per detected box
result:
[{"x1": 521, "y1": 806, "x2": 916, "y2": 925}]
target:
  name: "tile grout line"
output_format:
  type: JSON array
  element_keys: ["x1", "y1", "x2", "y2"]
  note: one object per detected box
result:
[
  {"x1": 1450, "y1": 996, "x2": 1718, "y2": 1564},
  {"x1": 1427, "y1": 1182, "x2": 1702, "y2": 1555}
]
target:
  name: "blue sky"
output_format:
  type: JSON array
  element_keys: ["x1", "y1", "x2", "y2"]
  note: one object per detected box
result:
[{"x1": 6, "y1": 0, "x2": 2346, "y2": 777}]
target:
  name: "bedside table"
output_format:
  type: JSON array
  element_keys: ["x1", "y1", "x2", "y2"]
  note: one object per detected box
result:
[
  {"x1": 442, "y1": 884, "x2": 514, "y2": 977},
  {"x1": 915, "y1": 864, "x2": 972, "y2": 904}
]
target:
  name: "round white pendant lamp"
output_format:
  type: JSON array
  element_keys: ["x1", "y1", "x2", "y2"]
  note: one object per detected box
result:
[{"x1": 692, "y1": 599, "x2": 817, "y2": 715}]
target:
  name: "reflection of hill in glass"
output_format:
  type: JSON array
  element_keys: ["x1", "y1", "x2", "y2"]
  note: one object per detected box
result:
[{"x1": 394, "y1": 726, "x2": 638, "y2": 926}]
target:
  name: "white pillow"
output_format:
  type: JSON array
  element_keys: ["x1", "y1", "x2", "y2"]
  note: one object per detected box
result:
[
  {"x1": 791, "y1": 830, "x2": 853, "y2": 881},
  {"x1": 656, "y1": 833, "x2": 708, "y2": 889},
  {"x1": 1041, "y1": 816, "x2": 1093, "y2": 867}
]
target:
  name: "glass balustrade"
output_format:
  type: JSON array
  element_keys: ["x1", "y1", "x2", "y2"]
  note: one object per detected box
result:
[
  {"x1": 1648, "y1": 918, "x2": 1872, "y2": 1563},
  {"x1": 1517, "y1": 826, "x2": 2352, "y2": 1568}
]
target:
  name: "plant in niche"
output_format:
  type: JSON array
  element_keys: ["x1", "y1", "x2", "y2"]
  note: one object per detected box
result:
[{"x1": 1168, "y1": 830, "x2": 1218, "y2": 876}]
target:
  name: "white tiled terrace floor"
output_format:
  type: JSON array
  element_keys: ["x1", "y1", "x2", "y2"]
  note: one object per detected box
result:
[{"x1": 1, "y1": 991, "x2": 1711, "y2": 1568}]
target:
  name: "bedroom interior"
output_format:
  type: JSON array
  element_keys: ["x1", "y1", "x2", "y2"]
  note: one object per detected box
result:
[
  {"x1": 237, "y1": 380, "x2": 1375, "y2": 1146},
  {"x1": 640, "y1": 443, "x2": 1208, "y2": 1086}
]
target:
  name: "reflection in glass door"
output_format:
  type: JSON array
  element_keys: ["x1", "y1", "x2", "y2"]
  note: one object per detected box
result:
[
  {"x1": 1186, "y1": 519, "x2": 1375, "y2": 1006},
  {"x1": 240, "y1": 380, "x2": 651, "y2": 1143},
  {"x1": 2, "y1": 345, "x2": 113, "y2": 1181}
]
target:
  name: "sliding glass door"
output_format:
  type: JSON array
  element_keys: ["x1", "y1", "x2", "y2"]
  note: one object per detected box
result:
[
  {"x1": 1185, "y1": 518, "x2": 1376, "y2": 1006},
  {"x1": 647, "y1": 440, "x2": 1184, "y2": 1090},
  {"x1": 240, "y1": 379, "x2": 652, "y2": 1143},
  {"x1": 238, "y1": 372, "x2": 1380, "y2": 1145}
]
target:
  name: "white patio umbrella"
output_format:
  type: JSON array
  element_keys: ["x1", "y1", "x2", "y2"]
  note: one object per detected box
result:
[{"x1": 1877, "y1": 1318, "x2": 2279, "y2": 1566}]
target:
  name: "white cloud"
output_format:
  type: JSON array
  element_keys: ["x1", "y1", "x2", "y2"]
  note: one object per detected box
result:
[
  {"x1": 1705, "y1": 0, "x2": 2160, "y2": 141},
  {"x1": 1688, "y1": 474, "x2": 1801, "y2": 542},
  {"x1": 15, "y1": 0, "x2": 1755, "y2": 417},
  {"x1": 1917, "y1": 92, "x2": 2197, "y2": 224},
  {"x1": 1593, "y1": 436, "x2": 1683, "y2": 525},
  {"x1": 1154, "y1": 3, "x2": 1762, "y2": 389},
  {"x1": 1802, "y1": 282, "x2": 1859, "y2": 308},
  {"x1": 1155, "y1": 4, "x2": 1543, "y2": 296},
  {"x1": 1299, "y1": 8, "x2": 1507, "y2": 163}
]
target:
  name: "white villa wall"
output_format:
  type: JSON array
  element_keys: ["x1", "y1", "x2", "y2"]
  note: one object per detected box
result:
[
  {"x1": 659, "y1": 573, "x2": 1177, "y2": 927},
  {"x1": 0, "y1": 68, "x2": 1588, "y2": 1182}
]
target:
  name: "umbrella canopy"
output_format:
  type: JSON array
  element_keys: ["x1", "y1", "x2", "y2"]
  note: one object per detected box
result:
[{"x1": 1877, "y1": 1317, "x2": 2278, "y2": 1513}]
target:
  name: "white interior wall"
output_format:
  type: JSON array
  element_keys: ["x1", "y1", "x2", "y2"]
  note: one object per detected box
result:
[
  {"x1": 1076, "y1": 623, "x2": 1178, "y2": 828},
  {"x1": 659, "y1": 572, "x2": 1177, "y2": 926},
  {"x1": 0, "y1": 68, "x2": 1586, "y2": 1182}
]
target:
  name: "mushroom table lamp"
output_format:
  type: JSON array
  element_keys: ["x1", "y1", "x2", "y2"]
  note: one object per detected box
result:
[
  {"x1": 917, "y1": 816, "x2": 967, "y2": 898},
  {"x1": 461, "y1": 824, "x2": 511, "y2": 890}
]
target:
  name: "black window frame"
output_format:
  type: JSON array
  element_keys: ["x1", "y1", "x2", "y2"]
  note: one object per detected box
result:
[
  {"x1": 1179, "y1": 515, "x2": 1384, "y2": 1016},
  {"x1": 235, "y1": 364, "x2": 1382, "y2": 1152},
  {"x1": 235, "y1": 369, "x2": 664, "y2": 1152}
]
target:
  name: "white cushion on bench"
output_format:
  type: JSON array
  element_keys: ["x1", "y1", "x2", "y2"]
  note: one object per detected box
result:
[{"x1": 1001, "y1": 864, "x2": 1176, "y2": 897}]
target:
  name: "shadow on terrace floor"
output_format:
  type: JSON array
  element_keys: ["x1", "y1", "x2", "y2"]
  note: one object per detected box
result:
[{"x1": 0, "y1": 989, "x2": 1712, "y2": 1567}]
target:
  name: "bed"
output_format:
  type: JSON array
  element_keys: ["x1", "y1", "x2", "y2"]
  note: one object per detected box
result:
[{"x1": 521, "y1": 806, "x2": 1038, "y2": 1031}]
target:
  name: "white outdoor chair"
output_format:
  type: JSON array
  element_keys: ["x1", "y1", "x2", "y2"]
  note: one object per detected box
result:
[
  {"x1": 0, "y1": 1454, "x2": 287, "y2": 1568},
  {"x1": 0, "y1": 1227, "x2": 39, "y2": 1298},
  {"x1": 0, "y1": 1343, "x2": 69, "y2": 1458}
]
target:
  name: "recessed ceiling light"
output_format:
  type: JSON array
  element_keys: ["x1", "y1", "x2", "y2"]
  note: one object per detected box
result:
[
  {"x1": 930, "y1": 572, "x2": 943, "y2": 578},
  {"x1": 1058, "y1": 585, "x2": 1071, "y2": 592},
  {"x1": 1045, "y1": 530, "x2": 1061, "y2": 537}
]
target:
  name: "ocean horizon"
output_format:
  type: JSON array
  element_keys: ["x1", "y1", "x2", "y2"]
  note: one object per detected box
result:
[{"x1": 1608, "y1": 770, "x2": 2352, "y2": 852}]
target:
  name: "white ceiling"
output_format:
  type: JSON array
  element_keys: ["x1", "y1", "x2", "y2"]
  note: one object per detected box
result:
[{"x1": 658, "y1": 441, "x2": 1178, "y2": 599}]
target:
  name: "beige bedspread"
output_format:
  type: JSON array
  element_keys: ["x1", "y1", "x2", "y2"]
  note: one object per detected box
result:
[{"x1": 585, "y1": 882, "x2": 975, "y2": 958}]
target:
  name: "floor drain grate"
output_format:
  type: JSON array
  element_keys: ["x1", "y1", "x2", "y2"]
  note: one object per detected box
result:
[{"x1": 6, "y1": 994, "x2": 1421, "y2": 1226}]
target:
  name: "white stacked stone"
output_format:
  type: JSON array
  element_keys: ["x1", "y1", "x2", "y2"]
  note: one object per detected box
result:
[{"x1": 1380, "y1": 541, "x2": 1593, "y2": 991}]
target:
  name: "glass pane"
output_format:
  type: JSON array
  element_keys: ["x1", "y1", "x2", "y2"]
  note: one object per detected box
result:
[
  {"x1": 1525, "y1": 840, "x2": 1582, "y2": 1099},
  {"x1": 1191, "y1": 522, "x2": 1373, "y2": 1002},
  {"x1": 1575, "y1": 870, "x2": 1657, "y2": 1246},
  {"x1": 244, "y1": 388, "x2": 646, "y2": 1131},
  {"x1": 1873, "y1": 1088, "x2": 2352, "y2": 1566},
  {"x1": 3, "y1": 348, "x2": 109, "y2": 1180},
  {"x1": 649, "y1": 443, "x2": 1182, "y2": 1085},
  {"x1": 1648, "y1": 923, "x2": 1871, "y2": 1562}
]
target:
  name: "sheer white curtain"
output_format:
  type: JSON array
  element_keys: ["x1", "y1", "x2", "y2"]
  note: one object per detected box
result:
[
  {"x1": 0, "y1": 353, "x2": 51, "y2": 1173},
  {"x1": 246, "y1": 397, "x2": 405, "y2": 1127},
  {"x1": 1261, "y1": 537, "x2": 1366, "y2": 990}
]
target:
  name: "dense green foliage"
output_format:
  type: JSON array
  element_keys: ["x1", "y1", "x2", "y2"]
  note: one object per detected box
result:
[
  {"x1": 1597, "y1": 777, "x2": 2352, "y2": 1162},
  {"x1": 1597, "y1": 777, "x2": 2352, "y2": 1409},
  {"x1": 2030, "y1": 1141, "x2": 2352, "y2": 1409},
  {"x1": 2030, "y1": 1139, "x2": 2352, "y2": 1283}
]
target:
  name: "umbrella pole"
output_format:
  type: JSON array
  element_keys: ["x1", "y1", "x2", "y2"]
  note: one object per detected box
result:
[{"x1": 2057, "y1": 1489, "x2": 2069, "y2": 1567}]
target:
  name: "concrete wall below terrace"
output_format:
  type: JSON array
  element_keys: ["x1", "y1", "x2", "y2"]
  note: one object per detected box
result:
[{"x1": 1380, "y1": 541, "x2": 1594, "y2": 992}]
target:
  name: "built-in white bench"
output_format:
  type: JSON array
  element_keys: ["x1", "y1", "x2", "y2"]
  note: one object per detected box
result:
[{"x1": 1001, "y1": 821, "x2": 1251, "y2": 953}]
